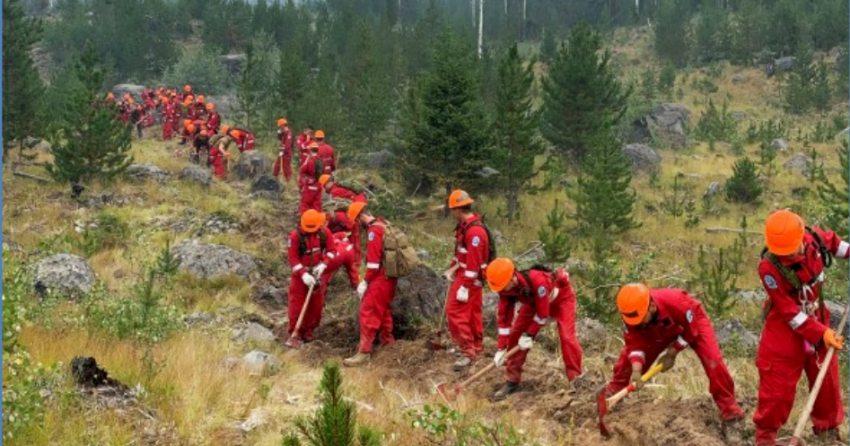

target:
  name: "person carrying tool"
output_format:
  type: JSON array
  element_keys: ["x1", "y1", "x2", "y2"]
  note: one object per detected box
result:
[
  {"x1": 485, "y1": 258, "x2": 583, "y2": 400},
  {"x1": 314, "y1": 129, "x2": 337, "y2": 175},
  {"x1": 287, "y1": 210, "x2": 334, "y2": 344},
  {"x1": 297, "y1": 126, "x2": 314, "y2": 166},
  {"x1": 298, "y1": 142, "x2": 324, "y2": 214},
  {"x1": 205, "y1": 103, "x2": 220, "y2": 134},
  {"x1": 444, "y1": 189, "x2": 492, "y2": 371},
  {"x1": 317, "y1": 231, "x2": 361, "y2": 298},
  {"x1": 273, "y1": 118, "x2": 294, "y2": 182},
  {"x1": 229, "y1": 128, "x2": 255, "y2": 153},
  {"x1": 603, "y1": 284, "x2": 745, "y2": 436},
  {"x1": 319, "y1": 175, "x2": 367, "y2": 203},
  {"x1": 343, "y1": 202, "x2": 398, "y2": 367},
  {"x1": 754, "y1": 210, "x2": 848, "y2": 446}
]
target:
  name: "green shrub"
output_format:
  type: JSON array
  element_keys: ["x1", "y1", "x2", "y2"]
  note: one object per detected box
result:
[
  {"x1": 160, "y1": 47, "x2": 231, "y2": 95},
  {"x1": 409, "y1": 404, "x2": 533, "y2": 446},
  {"x1": 537, "y1": 200, "x2": 571, "y2": 267},
  {"x1": 725, "y1": 157, "x2": 762, "y2": 204},
  {"x1": 695, "y1": 100, "x2": 738, "y2": 143},
  {"x1": 745, "y1": 119, "x2": 788, "y2": 144},
  {"x1": 75, "y1": 211, "x2": 130, "y2": 257}
]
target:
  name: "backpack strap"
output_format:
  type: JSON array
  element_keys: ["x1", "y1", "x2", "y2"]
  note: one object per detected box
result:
[{"x1": 806, "y1": 226, "x2": 833, "y2": 269}]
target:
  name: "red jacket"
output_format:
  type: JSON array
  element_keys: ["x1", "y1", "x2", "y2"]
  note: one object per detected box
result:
[
  {"x1": 322, "y1": 232, "x2": 360, "y2": 288},
  {"x1": 758, "y1": 226, "x2": 849, "y2": 361},
  {"x1": 277, "y1": 126, "x2": 293, "y2": 156},
  {"x1": 317, "y1": 142, "x2": 337, "y2": 174},
  {"x1": 622, "y1": 289, "x2": 703, "y2": 368},
  {"x1": 232, "y1": 128, "x2": 255, "y2": 152},
  {"x1": 206, "y1": 111, "x2": 220, "y2": 133},
  {"x1": 364, "y1": 218, "x2": 389, "y2": 283},
  {"x1": 208, "y1": 146, "x2": 226, "y2": 179},
  {"x1": 297, "y1": 134, "x2": 312, "y2": 162},
  {"x1": 299, "y1": 155, "x2": 321, "y2": 188},
  {"x1": 496, "y1": 268, "x2": 573, "y2": 348},
  {"x1": 287, "y1": 227, "x2": 334, "y2": 278},
  {"x1": 164, "y1": 102, "x2": 176, "y2": 118},
  {"x1": 329, "y1": 184, "x2": 367, "y2": 203},
  {"x1": 450, "y1": 214, "x2": 490, "y2": 289}
]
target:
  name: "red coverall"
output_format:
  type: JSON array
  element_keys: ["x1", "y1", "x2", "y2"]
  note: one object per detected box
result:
[
  {"x1": 754, "y1": 227, "x2": 849, "y2": 445},
  {"x1": 328, "y1": 184, "x2": 367, "y2": 203},
  {"x1": 327, "y1": 209, "x2": 362, "y2": 265},
  {"x1": 446, "y1": 215, "x2": 489, "y2": 359},
  {"x1": 208, "y1": 146, "x2": 226, "y2": 179},
  {"x1": 358, "y1": 218, "x2": 398, "y2": 353},
  {"x1": 206, "y1": 111, "x2": 220, "y2": 134},
  {"x1": 273, "y1": 126, "x2": 294, "y2": 181},
  {"x1": 162, "y1": 101, "x2": 176, "y2": 140},
  {"x1": 287, "y1": 227, "x2": 334, "y2": 341},
  {"x1": 317, "y1": 142, "x2": 337, "y2": 175},
  {"x1": 604, "y1": 289, "x2": 744, "y2": 422},
  {"x1": 319, "y1": 232, "x2": 360, "y2": 296},
  {"x1": 297, "y1": 134, "x2": 312, "y2": 165},
  {"x1": 497, "y1": 268, "x2": 583, "y2": 383},
  {"x1": 232, "y1": 128, "x2": 255, "y2": 152},
  {"x1": 299, "y1": 155, "x2": 323, "y2": 214}
]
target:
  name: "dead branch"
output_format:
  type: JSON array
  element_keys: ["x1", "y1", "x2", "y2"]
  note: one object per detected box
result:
[
  {"x1": 379, "y1": 381, "x2": 412, "y2": 407},
  {"x1": 12, "y1": 170, "x2": 51, "y2": 183},
  {"x1": 705, "y1": 227, "x2": 761, "y2": 235}
]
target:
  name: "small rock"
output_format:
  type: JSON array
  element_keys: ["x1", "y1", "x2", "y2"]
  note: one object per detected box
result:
[
  {"x1": 783, "y1": 153, "x2": 811, "y2": 176},
  {"x1": 565, "y1": 258, "x2": 590, "y2": 273},
  {"x1": 252, "y1": 285, "x2": 286, "y2": 307},
  {"x1": 242, "y1": 350, "x2": 280, "y2": 372},
  {"x1": 126, "y1": 163, "x2": 170, "y2": 183},
  {"x1": 184, "y1": 311, "x2": 213, "y2": 326},
  {"x1": 231, "y1": 322, "x2": 276, "y2": 344},
  {"x1": 715, "y1": 319, "x2": 759, "y2": 349},
  {"x1": 622, "y1": 143, "x2": 662, "y2": 171},
  {"x1": 416, "y1": 250, "x2": 432, "y2": 261},
  {"x1": 576, "y1": 318, "x2": 610, "y2": 352},
  {"x1": 731, "y1": 74, "x2": 748, "y2": 84},
  {"x1": 771, "y1": 138, "x2": 789, "y2": 152},
  {"x1": 704, "y1": 181, "x2": 721, "y2": 197},
  {"x1": 240, "y1": 408, "x2": 268, "y2": 432},
  {"x1": 250, "y1": 175, "x2": 282, "y2": 194},
  {"x1": 180, "y1": 166, "x2": 212, "y2": 187},
  {"x1": 235, "y1": 151, "x2": 273, "y2": 180},
  {"x1": 33, "y1": 253, "x2": 96, "y2": 298},
  {"x1": 734, "y1": 289, "x2": 766, "y2": 304},
  {"x1": 775, "y1": 56, "x2": 795, "y2": 72}
]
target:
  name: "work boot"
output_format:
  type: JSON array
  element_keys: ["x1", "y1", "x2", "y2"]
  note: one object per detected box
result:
[
  {"x1": 492, "y1": 381, "x2": 519, "y2": 401},
  {"x1": 813, "y1": 428, "x2": 843, "y2": 445},
  {"x1": 342, "y1": 352, "x2": 371, "y2": 368},
  {"x1": 721, "y1": 418, "x2": 746, "y2": 446},
  {"x1": 453, "y1": 356, "x2": 472, "y2": 371}
]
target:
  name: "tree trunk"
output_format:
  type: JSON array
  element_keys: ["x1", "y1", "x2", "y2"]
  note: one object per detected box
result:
[
  {"x1": 478, "y1": 0, "x2": 485, "y2": 58},
  {"x1": 471, "y1": 0, "x2": 476, "y2": 27},
  {"x1": 506, "y1": 189, "x2": 519, "y2": 223},
  {"x1": 522, "y1": 0, "x2": 527, "y2": 39}
]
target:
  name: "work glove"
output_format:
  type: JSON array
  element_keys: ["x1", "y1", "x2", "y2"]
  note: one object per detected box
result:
[
  {"x1": 312, "y1": 263, "x2": 327, "y2": 277},
  {"x1": 457, "y1": 286, "x2": 469, "y2": 303},
  {"x1": 443, "y1": 268, "x2": 456, "y2": 281},
  {"x1": 494, "y1": 349, "x2": 508, "y2": 367},
  {"x1": 518, "y1": 334, "x2": 534, "y2": 351},
  {"x1": 630, "y1": 368, "x2": 645, "y2": 391},
  {"x1": 824, "y1": 329, "x2": 844, "y2": 350},
  {"x1": 301, "y1": 273, "x2": 317, "y2": 288},
  {"x1": 658, "y1": 347, "x2": 678, "y2": 372},
  {"x1": 357, "y1": 281, "x2": 368, "y2": 298}
]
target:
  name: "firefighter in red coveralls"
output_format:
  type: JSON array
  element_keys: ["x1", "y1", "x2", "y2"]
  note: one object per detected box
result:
[
  {"x1": 299, "y1": 142, "x2": 323, "y2": 214},
  {"x1": 754, "y1": 210, "x2": 848, "y2": 446},
  {"x1": 287, "y1": 210, "x2": 335, "y2": 347},
  {"x1": 230, "y1": 128, "x2": 255, "y2": 153},
  {"x1": 297, "y1": 126, "x2": 314, "y2": 166},
  {"x1": 318, "y1": 175, "x2": 367, "y2": 203},
  {"x1": 324, "y1": 200, "x2": 362, "y2": 265},
  {"x1": 343, "y1": 202, "x2": 397, "y2": 367},
  {"x1": 314, "y1": 130, "x2": 337, "y2": 175},
  {"x1": 205, "y1": 103, "x2": 220, "y2": 134},
  {"x1": 603, "y1": 284, "x2": 745, "y2": 439},
  {"x1": 485, "y1": 258, "x2": 583, "y2": 401},
  {"x1": 273, "y1": 118, "x2": 294, "y2": 182},
  {"x1": 161, "y1": 96, "x2": 176, "y2": 140},
  {"x1": 317, "y1": 232, "x2": 360, "y2": 297},
  {"x1": 444, "y1": 189, "x2": 491, "y2": 371}
]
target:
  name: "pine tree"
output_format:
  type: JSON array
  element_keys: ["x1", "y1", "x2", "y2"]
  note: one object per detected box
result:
[
  {"x1": 345, "y1": 22, "x2": 393, "y2": 150},
  {"x1": 724, "y1": 157, "x2": 762, "y2": 204},
  {"x1": 810, "y1": 62, "x2": 832, "y2": 113},
  {"x1": 276, "y1": 47, "x2": 309, "y2": 116},
  {"x1": 540, "y1": 28, "x2": 557, "y2": 64},
  {"x1": 542, "y1": 22, "x2": 631, "y2": 161},
  {"x1": 654, "y1": 0, "x2": 690, "y2": 67},
  {"x1": 47, "y1": 43, "x2": 133, "y2": 185},
  {"x1": 568, "y1": 130, "x2": 639, "y2": 256},
  {"x1": 731, "y1": 0, "x2": 766, "y2": 65},
  {"x1": 3, "y1": 0, "x2": 43, "y2": 161},
  {"x1": 400, "y1": 27, "x2": 489, "y2": 194},
  {"x1": 818, "y1": 140, "x2": 849, "y2": 239},
  {"x1": 492, "y1": 43, "x2": 543, "y2": 221},
  {"x1": 237, "y1": 32, "x2": 278, "y2": 133}
]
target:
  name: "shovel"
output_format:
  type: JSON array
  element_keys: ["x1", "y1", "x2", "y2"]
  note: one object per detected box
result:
[
  {"x1": 284, "y1": 282, "x2": 315, "y2": 349},
  {"x1": 776, "y1": 304, "x2": 849, "y2": 446},
  {"x1": 435, "y1": 345, "x2": 522, "y2": 401},
  {"x1": 597, "y1": 363, "x2": 664, "y2": 438},
  {"x1": 426, "y1": 265, "x2": 459, "y2": 351}
]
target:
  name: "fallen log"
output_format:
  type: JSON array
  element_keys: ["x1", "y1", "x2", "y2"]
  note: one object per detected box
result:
[
  {"x1": 705, "y1": 227, "x2": 761, "y2": 235},
  {"x1": 12, "y1": 171, "x2": 51, "y2": 183}
]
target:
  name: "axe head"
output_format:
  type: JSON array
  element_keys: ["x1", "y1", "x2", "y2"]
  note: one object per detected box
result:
[
  {"x1": 596, "y1": 387, "x2": 612, "y2": 439},
  {"x1": 434, "y1": 382, "x2": 459, "y2": 402},
  {"x1": 284, "y1": 336, "x2": 303, "y2": 349}
]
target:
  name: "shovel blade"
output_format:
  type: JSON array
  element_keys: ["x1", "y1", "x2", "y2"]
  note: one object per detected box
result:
[
  {"x1": 596, "y1": 388, "x2": 611, "y2": 438},
  {"x1": 284, "y1": 337, "x2": 303, "y2": 349},
  {"x1": 434, "y1": 382, "x2": 459, "y2": 402}
]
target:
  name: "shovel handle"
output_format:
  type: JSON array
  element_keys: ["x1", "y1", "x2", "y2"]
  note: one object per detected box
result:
[
  {"x1": 457, "y1": 345, "x2": 523, "y2": 389},
  {"x1": 606, "y1": 363, "x2": 664, "y2": 408},
  {"x1": 289, "y1": 282, "x2": 316, "y2": 341}
]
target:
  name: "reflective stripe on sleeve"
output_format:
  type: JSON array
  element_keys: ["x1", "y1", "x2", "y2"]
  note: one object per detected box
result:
[
  {"x1": 293, "y1": 264, "x2": 303, "y2": 272},
  {"x1": 366, "y1": 262, "x2": 381, "y2": 269},
  {"x1": 326, "y1": 253, "x2": 336, "y2": 259},
  {"x1": 676, "y1": 336, "x2": 688, "y2": 348},
  {"x1": 837, "y1": 241, "x2": 849, "y2": 258},
  {"x1": 533, "y1": 315, "x2": 548, "y2": 325},
  {"x1": 458, "y1": 247, "x2": 468, "y2": 254},
  {"x1": 498, "y1": 328, "x2": 511, "y2": 336},
  {"x1": 788, "y1": 312, "x2": 809, "y2": 330},
  {"x1": 464, "y1": 270, "x2": 478, "y2": 279},
  {"x1": 628, "y1": 351, "x2": 646, "y2": 361}
]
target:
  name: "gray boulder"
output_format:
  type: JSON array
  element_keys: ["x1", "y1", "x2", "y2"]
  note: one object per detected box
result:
[
  {"x1": 775, "y1": 57, "x2": 796, "y2": 72},
  {"x1": 734, "y1": 289, "x2": 766, "y2": 304},
  {"x1": 172, "y1": 239, "x2": 258, "y2": 280},
  {"x1": 112, "y1": 84, "x2": 146, "y2": 100},
  {"x1": 204, "y1": 94, "x2": 237, "y2": 117},
  {"x1": 242, "y1": 350, "x2": 280, "y2": 373},
  {"x1": 783, "y1": 153, "x2": 811, "y2": 176},
  {"x1": 576, "y1": 318, "x2": 611, "y2": 353},
  {"x1": 731, "y1": 74, "x2": 748, "y2": 84},
  {"x1": 365, "y1": 149, "x2": 393, "y2": 170},
  {"x1": 184, "y1": 311, "x2": 214, "y2": 326},
  {"x1": 220, "y1": 54, "x2": 247, "y2": 75},
  {"x1": 715, "y1": 319, "x2": 759, "y2": 349},
  {"x1": 252, "y1": 285, "x2": 286, "y2": 307},
  {"x1": 771, "y1": 138, "x2": 789, "y2": 152},
  {"x1": 231, "y1": 322, "x2": 276, "y2": 344},
  {"x1": 251, "y1": 175, "x2": 282, "y2": 194},
  {"x1": 704, "y1": 181, "x2": 721, "y2": 197},
  {"x1": 392, "y1": 265, "x2": 448, "y2": 337},
  {"x1": 180, "y1": 165, "x2": 212, "y2": 187},
  {"x1": 622, "y1": 143, "x2": 662, "y2": 171},
  {"x1": 33, "y1": 253, "x2": 96, "y2": 298},
  {"x1": 647, "y1": 103, "x2": 691, "y2": 150},
  {"x1": 825, "y1": 301, "x2": 849, "y2": 338},
  {"x1": 235, "y1": 151, "x2": 273, "y2": 180},
  {"x1": 126, "y1": 163, "x2": 170, "y2": 183}
]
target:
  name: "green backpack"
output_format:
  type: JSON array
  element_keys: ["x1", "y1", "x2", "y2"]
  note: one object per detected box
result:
[{"x1": 382, "y1": 222, "x2": 420, "y2": 278}]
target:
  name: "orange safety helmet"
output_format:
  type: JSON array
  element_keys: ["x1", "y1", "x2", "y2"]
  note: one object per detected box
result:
[
  {"x1": 107, "y1": 92, "x2": 115, "y2": 99},
  {"x1": 277, "y1": 118, "x2": 288, "y2": 127},
  {"x1": 765, "y1": 210, "x2": 805, "y2": 256},
  {"x1": 205, "y1": 102, "x2": 214, "y2": 111},
  {"x1": 309, "y1": 141, "x2": 319, "y2": 150},
  {"x1": 184, "y1": 85, "x2": 192, "y2": 93},
  {"x1": 231, "y1": 130, "x2": 242, "y2": 139},
  {"x1": 221, "y1": 125, "x2": 230, "y2": 135},
  {"x1": 200, "y1": 129, "x2": 208, "y2": 137},
  {"x1": 318, "y1": 174, "x2": 331, "y2": 186},
  {"x1": 184, "y1": 119, "x2": 192, "y2": 129},
  {"x1": 617, "y1": 283, "x2": 651, "y2": 326},
  {"x1": 314, "y1": 130, "x2": 325, "y2": 139},
  {"x1": 186, "y1": 124, "x2": 195, "y2": 133},
  {"x1": 197, "y1": 95, "x2": 205, "y2": 103},
  {"x1": 448, "y1": 189, "x2": 474, "y2": 209},
  {"x1": 300, "y1": 209, "x2": 326, "y2": 233},
  {"x1": 347, "y1": 202, "x2": 367, "y2": 221},
  {"x1": 486, "y1": 258, "x2": 516, "y2": 292}
]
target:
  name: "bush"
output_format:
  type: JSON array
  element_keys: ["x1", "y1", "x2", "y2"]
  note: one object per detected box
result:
[
  {"x1": 658, "y1": 62, "x2": 676, "y2": 96},
  {"x1": 160, "y1": 48, "x2": 231, "y2": 96},
  {"x1": 409, "y1": 404, "x2": 533, "y2": 446},
  {"x1": 75, "y1": 211, "x2": 130, "y2": 257},
  {"x1": 745, "y1": 119, "x2": 788, "y2": 144},
  {"x1": 695, "y1": 100, "x2": 738, "y2": 143},
  {"x1": 537, "y1": 200, "x2": 571, "y2": 267},
  {"x1": 693, "y1": 245, "x2": 740, "y2": 319},
  {"x1": 724, "y1": 157, "x2": 762, "y2": 203}
]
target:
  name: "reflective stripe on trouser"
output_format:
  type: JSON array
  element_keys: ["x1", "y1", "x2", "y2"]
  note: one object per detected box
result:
[
  {"x1": 446, "y1": 276, "x2": 483, "y2": 359},
  {"x1": 505, "y1": 293, "x2": 583, "y2": 383},
  {"x1": 358, "y1": 275, "x2": 398, "y2": 353},
  {"x1": 299, "y1": 187, "x2": 322, "y2": 214},
  {"x1": 753, "y1": 348, "x2": 843, "y2": 445},
  {"x1": 605, "y1": 307, "x2": 744, "y2": 422},
  {"x1": 288, "y1": 274, "x2": 326, "y2": 341}
]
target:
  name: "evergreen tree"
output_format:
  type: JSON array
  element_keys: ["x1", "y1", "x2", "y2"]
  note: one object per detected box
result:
[
  {"x1": 236, "y1": 33, "x2": 278, "y2": 133},
  {"x1": 731, "y1": 0, "x2": 766, "y2": 65},
  {"x1": 810, "y1": 62, "x2": 832, "y2": 113},
  {"x1": 724, "y1": 157, "x2": 762, "y2": 204},
  {"x1": 542, "y1": 22, "x2": 631, "y2": 161},
  {"x1": 345, "y1": 22, "x2": 393, "y2": 150},
  {"x1": 492, "y1": 43, "x2": 544, "y2": 221},
  {"x1": 276, "y1": 47, "x2": 310, "y2": 116},
  {"x1": 568, "y1": 130, "x2": 638, "y2": 256},
  {"x1": 47, "y1": 43, "x2": 133, "y2": 184},
  {"x1": 654, "y1": 0, "x2": 690, "y2": 67},
  {"x1": 400, "y1": 28, "x2": 489, "y2": 194},
  {"x1": 818, "y1": 140, "x2": 849, "y2": 239},
  {"x1": 3, "y1": 0, "x2": 43, "y2": 161},
  {"x1": 658, "y1": 61, "x2": 676, "y2": 97},
  {"x1": 539, "y1": 28, "x2": 557, "y2": 64}
]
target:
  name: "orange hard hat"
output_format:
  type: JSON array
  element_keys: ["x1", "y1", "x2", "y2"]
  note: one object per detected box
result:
[
  {"x1": 309, "y1": 141, "x2": 319, "y2": 150},
  {"x1": 231, "y1": 130, "x2": 242, "y2": 139},
  {"x1": 448, "y1": 189, "x2": 474, "y2": 209},
  {"x1": 314, "y1": 130, "x2": 325, "y2": 139},
  {"x1": 184, "y1": 98, "x2": 193, "y2": 106},
  {"x1": 221, "y1": 125, "x2": 230, "y2": 135},
  {"x1": 205, "y1": 102, "x2": 214, "y2": 111},
  {"x1": 486, "y1": 258, "x2": 516, "y2": 292},
  {"x1": 300, "y1": 209, "x2": 326, "y2": 233},
  {"x1": 617, "y1": 283, "x2": 651, "y2": 326},
  {"x1": 347, "y1": 202, "x2": 367, "y2": 221},
  {"x1": 107, "y1": 92, "x2": 114, "y2": 99},
  {"x1": 318, "y1": 174, "x2": 331, "y2": 186},
  {"x1": 765, "y1": 210, "x2": 805, "y2": 256},
  {"x1": 184, "y1": 119, "x2": 192, "y2": 126},
  {"x1": 277, "y1": 118, "x2": 287, "y2": 127},
  {"x1": 197, "y1": 95, "x2": 205, "y2": 103},
  {"x1": 187, "y1": 124, "x2": 195, "y2": 133},
  {"x1": 184, "y1": 85, "x2": 192, "y2": 92}
]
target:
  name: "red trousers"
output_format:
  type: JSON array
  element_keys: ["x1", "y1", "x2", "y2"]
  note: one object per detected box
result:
[
  {"x1": 319, "y1": 246, "x2": 359, "y2": 295},
  {"x1": 162, "y1": 120, "x2": 174, "y2": 140},
  {"x1": 288, "y1": 273, "x2": 326, "y2": 341},
  {"x1": 358, "y1": 275, "x2": 397, "y2": 353},
  {"x1": 753, "y1": 345, "x2": 843, "y2": 445},
  {"x1": 446, "y1": 277, "x2": 483, "y2": 359},
  {"x1": 605, "y1": 306, "x2": 743, "y2": 422},
  {"x1": 299, "y1": 185, "x2": 322, "y2": 214},
  {"x1": 281, "y1": 154, "x2": 292, "y2": 181},
  {"x1": 505, "y1": 294, "x2": 583, "y2": 383}
]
